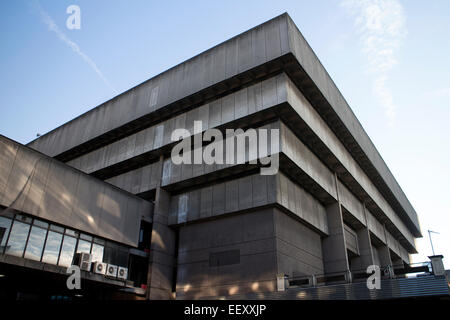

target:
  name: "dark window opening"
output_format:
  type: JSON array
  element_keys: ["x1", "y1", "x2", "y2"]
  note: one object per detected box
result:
[{"x1": 209, "y1": 249, "x2": 240, "y2": 267}]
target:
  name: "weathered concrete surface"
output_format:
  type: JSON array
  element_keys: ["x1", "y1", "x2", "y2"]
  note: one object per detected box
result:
[
  {"x1": 0, "y1": 135, "x2": 152, "y2": 247},
  {"x1": 27, "y1": 13, "x2": 419, "y2": 240},
  {"x1": 176, "y1": 208, "x2": 278, "y2": 299}
]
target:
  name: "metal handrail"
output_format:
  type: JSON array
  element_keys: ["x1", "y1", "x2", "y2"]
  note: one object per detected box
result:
[{"x1": 287, "y1": 262, "x2": 433, "y2": 289}]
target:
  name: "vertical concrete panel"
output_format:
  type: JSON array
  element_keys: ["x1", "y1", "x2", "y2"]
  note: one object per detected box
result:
[
  {"x1": 197, "y1": 104, "x2": 210, "y2": 130},
  {"x1": 225, "y1": 38, "x2": 238, "y2": 78},
  {"x1": 266, "y1": 174, "x2": 277, "y2": 204},
  {"x1": 351, "y1": 226, "x2": 375, "y2": 272},
  {"x1": 169, "y1": 195, "x2": 179, "y2": 225},
  {"x1": 148, "y1": 187, "x2": 176, "y2": 299},
  {"x1": 212, "y1": 43, "x2": 226, "y2": 84},
  {"x1": 276, "y1": 74, "x2": 288, "y2": 104},
  {"x1": 225, "y1": 180, "x2": 239, "y2": 212},
  {"x1": 279, "y1": 16, "x2": 290, "y2": 54},
  {"x1": 265, "y1": 19, "x2": 282, "y2": 60},
  {"x1": 174, "y1": 113, "x2": 187, "y2": 133},
  {"x1": 237, "y1": 30, "x2": 252, "y2": 72},
  {"x1": 234, "y1": 88, "x2": 248, "y2": 120},
  {"x1": 251, "y1": 24, "x2": 267, "y2": 66},
  {"x1": 247, "y1": 83, "x2": 257, "y2": 115},
  {"x1": 170, "y1": 161, "x2": 181, "y2": 185},
  {"x1": 377, "y1": 245, "x2": 392, "y2": 267},
  {"x1": 188, "y1": 190, "x2": 200, "y2": 221},
  {"x1": 163, "y1": 118, "x2": 175, "y2": 146},
  {"x1": 178, "y1": 194, "x2": 188, "y2": 224},
  {"x1": 209, "y1": 99, "x2": 222, "y2": 129},
  {"x1": 321, "y1": 202, "x2": 349, "y2": 274},
  {"x1": 181, "y1": 160, "x2": 193, "y2": 182},
  {"x1": 185, "y1": 108, "x2": 198, "y2": 136},
  {"x1": 139, "y1": 164, "x2": 152, "y2": 192},
  {"x1": 125, "y1": 133, "x2": 137, "y2": 160},
  {"x1": 252, "y1": 174, "x2": 268, "y2": 206},
  {"x1": 212, "y1": 183, "x2": 225, "y2": 216},
  {"x1": 0, "y1": 139, "x2": 18, "y2": 203},
  {"x1": 98, "y1": 186, "x2": 125, "y2": 243},
  {"x1": 143, "y1": 126, "x2": 155, "y2": 153},
  {"x1": 70, "y1": 176, "x2": 105, "y2": 236},
  {"x1": 21, "y1": 158, "x2": 51, "y2": 217},
  {"x1": 151, "y1": 160, "x2": 162, "y2": 189},
  {"x1": 238, "y1": 176, "x2": 252, "y2": 210},
  {"x1": 123, "y1": 197, "x2": 141, "y2": 245},
  {"x1": 161, "y1": 159, "x2": 172, "y2": 187},
  {"x1": 221, "y1": 94, "x2": 235, "y2": 124},
  {"x1": 200, "y1": 186, "x2": 213, "y2": 218},
  {"x1": 294, "y1": 184, "x2": 303, "y2": 221},
  {"x1": 154, "y1": 125, "x2": 164, "y2": 149},
  {"x1": 287, "y1": 178, "x2": 297, "y2": 213},
  {"x1": 130, "y1": 167, "x2": 143, "y2": 194},
  {"x1": 202, "y1": 50, "x2": 213, "y2": 89},
  {"x1": 262, "y1": 77, "x2": 278, "y2": 109},
  {"x1": 1, "y1": 147, "x2": 36, "y2": 209}
]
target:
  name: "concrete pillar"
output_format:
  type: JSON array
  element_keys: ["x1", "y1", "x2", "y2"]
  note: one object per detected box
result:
[
  {"x1": 146, "y1": 157, "x2": 177, "y2": 300},
  {"x1": 377, "y1": 245, "x2": 392, "y2": 268},
  {"x1": 322, "y1": 173, "x2": 350, "y2": 275},
  {"x1": 350, "y1": 205, "x2": 375, "y2": 272},
  {"x1": 379, "y1": 224, "x2": 393, "y2": 269},
  {"x1": 391, "y1": 256, "x2": 404, "y2": 269},
  {"x1": 350, "y1": 228, "x2": 375, "y2": 271},
  {"x1": 321, "y1": 201, "x2": 349, "y2": 274}
]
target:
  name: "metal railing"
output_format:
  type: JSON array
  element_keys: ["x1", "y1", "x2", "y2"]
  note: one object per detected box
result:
[{"x1": 287, "y1": 262, "x2": 434, "y2": 289}]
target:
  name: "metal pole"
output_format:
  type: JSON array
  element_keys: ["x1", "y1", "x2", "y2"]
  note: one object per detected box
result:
[{"x1": 428, "y1": 230, "x2": 439, "y2": 256}]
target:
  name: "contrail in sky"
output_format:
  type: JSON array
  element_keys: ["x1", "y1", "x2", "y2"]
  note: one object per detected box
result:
[
  {"x1": 34, "y1": 1, "x2": 117, "y2": 94},
  {"x1": 341, "y1": 0, "x2": 407, "y2": 126}
]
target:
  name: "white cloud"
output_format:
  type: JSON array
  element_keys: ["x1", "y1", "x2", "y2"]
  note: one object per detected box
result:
[
  {"x1": 35, "y1": 2, "x2": 117, "y2": 94},
  {"x1": 341, "y1": 0, "x2": 407, "y2": 126},
  {"x1": 431, "y1": 87, "x2": 450, "y2": 98}
]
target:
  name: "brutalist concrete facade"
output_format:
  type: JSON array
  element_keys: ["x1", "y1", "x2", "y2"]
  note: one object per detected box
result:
[{"x1": 16, "y1": 13, "x2": 421, "y2": 299}]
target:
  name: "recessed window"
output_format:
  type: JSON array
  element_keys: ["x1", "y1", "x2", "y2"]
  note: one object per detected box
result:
[
  {"x1": 24, "y1": 225, "x2": 47, "y2": 261},
  {"x1": 209, "y1": 249, "x2": 240, "y2": 267},
  {"x1": 42, "y1": 231, "x2": 63, "y2": 265},
  {"x1": 58, "y1": 235, "x2": 77, "y2": 267},
  {"x1": 91, "y1": 243, "x2": 104, "y2": 262},
  {"x1": 5, "y1": 221, "x2": 30, "y2": 257},
  {"x1": 0, "y1": 216, "x2": 12, "y2": 249},
  {"x1": 76, "y1": 239, "x2": 92, "y2": 254}
]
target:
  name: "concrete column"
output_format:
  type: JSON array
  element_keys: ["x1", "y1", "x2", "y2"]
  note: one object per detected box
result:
[
  {"x1": 322, "y1": 173, "x2": 350, "y2": 274},
  {"x1": 146, "y1": 158, "x2": 177, "y2": 300},
  {"x1": 377, "y1": 245, "x2": 392, "y2": 268},
  {"x1": 391, "y1": 256, "x2": 405, "y2": 269},
  {"x1": 350, "y1": 205, "x2": 375, "y2": 272},
  {"x1": 321, "y1": 201, "x2": 349, "y2": 274},
  {"x1": 379, "y1": 224, "x2": 393, "y2": 269}
]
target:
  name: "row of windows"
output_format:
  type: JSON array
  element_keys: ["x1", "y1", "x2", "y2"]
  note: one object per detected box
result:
[{"x1": 0, "y1": 212, "x2": 110, "y2": 267}]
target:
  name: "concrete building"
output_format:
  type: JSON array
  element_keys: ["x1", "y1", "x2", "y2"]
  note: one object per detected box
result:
[{"x1": 1, "y1": 13, "x2": 447, "y2": 300}]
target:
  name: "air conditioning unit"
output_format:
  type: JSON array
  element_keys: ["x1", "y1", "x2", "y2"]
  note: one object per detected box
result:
[
  {"x1": 117, "y1": 267, "x2": 128, "y2": 280},
  {"x1": 106, "y1": 264, "x2": 118, "y2": 277},
  {"x1": 74, "y1": 253, "x2": 92, "y2": 272},
  {"x1": 93, "y1": 262, "x2": 107, "y2": 275}
]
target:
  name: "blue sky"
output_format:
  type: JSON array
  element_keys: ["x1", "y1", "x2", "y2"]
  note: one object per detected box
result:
[{"x1": 1, "y1": 0, "x2": 449, "y2": 267}]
